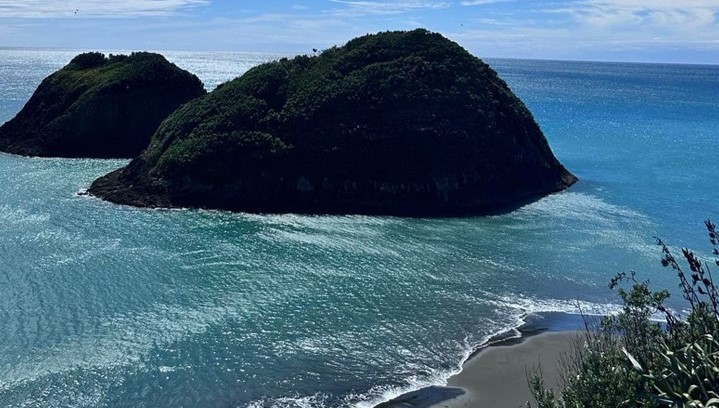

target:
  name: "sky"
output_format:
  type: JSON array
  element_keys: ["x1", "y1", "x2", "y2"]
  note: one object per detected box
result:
[{"x1": 0, "y1": 0, "x2": 717, "y2": 63}]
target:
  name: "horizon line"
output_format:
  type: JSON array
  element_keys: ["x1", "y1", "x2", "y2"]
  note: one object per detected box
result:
[{"x1": 0, "y1": 45, "x2": 717, "y2": 67}]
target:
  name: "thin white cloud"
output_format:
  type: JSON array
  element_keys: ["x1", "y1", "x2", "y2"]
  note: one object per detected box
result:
[
  {"x1": 326, "y1": 0, "x2": 450, "y2": 16},
  {"x1": 561, "y1": 0, "x2": 718, "y2": 29},
  {"x1": 1, "y1": 0, "x2": 717, "y2": 63},
  {"x1": 528, "y1": 0, "x2": 719, "y2": 56},
  {"x1": 460, "y1": 0, "x2": 514, "y2": 6},
  {"x1": 449, "y1": 0, "x2": 719, "y2": 62},
  {"x1": 0, "y1": 0, "x2": 209, "y2": 18}
]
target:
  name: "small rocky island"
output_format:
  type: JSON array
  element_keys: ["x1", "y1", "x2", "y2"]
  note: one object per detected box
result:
[
  {"x1": 0, "y1": 52, "x2": 205, "y2": 158},
  {"x1": 89, "y1": 29, "x2": 577, "y2": 215}
]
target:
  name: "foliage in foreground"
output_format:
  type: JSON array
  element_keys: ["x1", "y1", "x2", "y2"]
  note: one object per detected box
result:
[{"x1": 528, "y1": 220, "x2": 719, "y2": 408}]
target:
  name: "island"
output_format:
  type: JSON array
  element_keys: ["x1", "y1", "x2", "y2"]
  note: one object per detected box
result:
[
  {"x1": 0, "y1": 52, "x2": 205, "y2": 158},
  {"x1": 89, "y1": 29, "x2": 577, "y2": 215}
]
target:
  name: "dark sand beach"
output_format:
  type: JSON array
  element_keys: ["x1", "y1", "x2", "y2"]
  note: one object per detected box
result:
[
  {"x1": 378, "y1": 312, "x2": 590, "y2": 408},
  {"x1": 431, "y1": 331, "x2": 580, "y2": 408}
]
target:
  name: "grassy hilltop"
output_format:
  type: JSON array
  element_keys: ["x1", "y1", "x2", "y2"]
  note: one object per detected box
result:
[
  {"x1": 90, "y1": 29, "x2": 576, "y2": 215},
  {"x1": 0, "y1": 52, "x2": 205, "y2": 158}
]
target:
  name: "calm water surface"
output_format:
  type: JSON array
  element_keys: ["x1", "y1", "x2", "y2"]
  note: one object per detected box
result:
[{"x1": 0, "y1": 49, "x2": 717, "y2": 407}]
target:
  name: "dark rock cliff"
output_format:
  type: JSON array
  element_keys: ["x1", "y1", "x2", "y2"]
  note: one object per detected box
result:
[
  {"x1": 0, "y1": 52, "x2": 205, "y2": 158},
  {"x1": 89, "y1": 30, "x2": 577, "y2": 216}
]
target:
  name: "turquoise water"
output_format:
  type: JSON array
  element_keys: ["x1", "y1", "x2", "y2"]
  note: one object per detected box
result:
[{"x1": 0, "y1": 50, "x2": 717, "y2": 407}]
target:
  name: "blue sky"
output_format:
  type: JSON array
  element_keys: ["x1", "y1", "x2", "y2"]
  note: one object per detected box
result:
[{"x1": 1, "y1": 0, "x2": 717, "y2": 63}]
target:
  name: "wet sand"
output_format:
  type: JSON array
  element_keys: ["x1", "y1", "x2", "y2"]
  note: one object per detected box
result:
[
  {"x1": 431, "y1": 331, "x2": 580, "y2": 408},
  {"x1": 377, "y1": 312, "x2": 590, "y2": 408}
]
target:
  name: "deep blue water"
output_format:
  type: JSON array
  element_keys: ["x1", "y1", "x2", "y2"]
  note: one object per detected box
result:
[{"x1": 0, "y1": 50, "x2": 717, "y2": 407}]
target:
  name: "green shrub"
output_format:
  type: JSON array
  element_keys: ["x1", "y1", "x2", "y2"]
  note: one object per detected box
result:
[
  {"x1": 68, "y1": 52, "x2": 107, "y2": 69},
  {"x1": 527, "y1": 220, "x2": 719, "y2": 408}
]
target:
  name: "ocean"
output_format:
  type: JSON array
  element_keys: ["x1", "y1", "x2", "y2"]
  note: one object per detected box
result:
[{"x1": 0, "y1": 49, "x2": 717, "y2": 407}]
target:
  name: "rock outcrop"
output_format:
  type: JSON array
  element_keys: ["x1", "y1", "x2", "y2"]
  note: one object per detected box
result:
[
  {"x1": 0, "y1": 52, "x2": 205, "y2": 158},
  {"x1": 89, "y1": 29, "x2": 576, "y2": 215}
]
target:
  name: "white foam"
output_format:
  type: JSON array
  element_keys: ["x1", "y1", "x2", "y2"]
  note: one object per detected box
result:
[
  {"x1": 347, "y1": 296, "x2": 621, "y2": 408},
  {"x1": 0, "y1": 205, "x2": 50, "y2": 225}
]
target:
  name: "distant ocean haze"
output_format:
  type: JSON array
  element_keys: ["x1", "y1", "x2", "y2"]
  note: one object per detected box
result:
[{"x1": 0, "y1": 49, "x2": 717, "y2": 407}]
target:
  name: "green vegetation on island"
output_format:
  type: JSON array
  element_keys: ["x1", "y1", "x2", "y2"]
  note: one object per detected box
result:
[
  {"x1": 89, "y1": 29, "x2": 576, "y2": 215},
  {"x1": 528, "y1": 220, "x2": 719, "y2": 408},
  {"x1": 0, "y1": 52, "x2": 205, "y2": 158}
]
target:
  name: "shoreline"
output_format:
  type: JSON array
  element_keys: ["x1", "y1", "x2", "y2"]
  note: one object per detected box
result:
[{"x1": 375, "y1": 311, "x2": 592, "y2": 408}]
